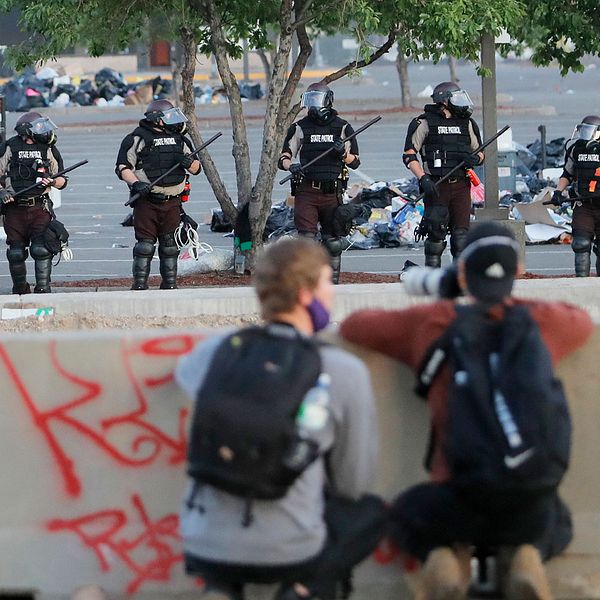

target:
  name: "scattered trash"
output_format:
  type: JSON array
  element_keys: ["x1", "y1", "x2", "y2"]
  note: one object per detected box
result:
[
  {"x1": 111, "y1": 243, "x2": 129, "y2": 248},
  {"x1": 178, "y1": 247, "x2": 234, "y2": 274}
]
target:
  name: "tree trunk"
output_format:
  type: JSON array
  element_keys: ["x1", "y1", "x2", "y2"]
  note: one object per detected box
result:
[
  {"x1": 170, "y1": 41, "x2": 183, "y2": 107},
  {"x1": 179, "y1": 24, "x2": 237, "y2": 223},
  {"x1": 256, "y1": 49, "x2": 271, "y2": 86},
  {"x1": 198, "y1": 0, "x2": 253, "y2": 210},
  {"x1": 448, "y1": 55, "x2": 459, "y2": 83},
  {"x1": 249, "y1": 4, "x2": 314, "y2": 255},
  {"x1": 395, "y1": 46, "x2": 412, "y2": 108}
]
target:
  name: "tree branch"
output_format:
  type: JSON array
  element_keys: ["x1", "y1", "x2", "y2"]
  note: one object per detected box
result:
[{"x1": 322, "y1": 28, "x2": 397, "y2": 84}]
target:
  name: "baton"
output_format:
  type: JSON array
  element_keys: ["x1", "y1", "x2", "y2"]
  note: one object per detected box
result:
[
  {"x1": 125, "y1": 131, "x2": 222, "y2": 206},
  {"x1": 279, "y1": 116, "x2": 382, "y2": 185},
  {"x1": 411, "y1": 124, "x2": 511, "y2": 204},
  {"x1": 543, "y1": 193, "x2": 592, "y2": 206},
  {"x1": 12, "y1": 159, "x2": 89, "y2": 199}
]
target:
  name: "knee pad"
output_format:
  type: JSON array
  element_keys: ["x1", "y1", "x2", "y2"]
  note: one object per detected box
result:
[
  {"x1": 425, "y1": 205, "x2": 449, "y2": 242},
  {"x1": 133, "y1": 239, "x2": 155, "y2": 258},
  {"x1": 322, "y1": 236, "x2": 344, "y2": 257},
  {"x1": 7, "y1": 244, "x2": 28, "y2": 264},
  {"x1": 158, "y1": 233, "x2": 179, "y2": 257},
  {"x1": 30, "y1": 242, "x2": 52, "y2": 260},
  {"x1": 571, "y1": 236, "x2": 592, "y2": 253}
]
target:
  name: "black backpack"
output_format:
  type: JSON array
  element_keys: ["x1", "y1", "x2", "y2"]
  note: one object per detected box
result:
[
  {"x1": 416, "y1": 304, "x2": 571, "y2": 496},
  {"x1": 187, "y1": 324, "x2": 323, "y2": 504}
]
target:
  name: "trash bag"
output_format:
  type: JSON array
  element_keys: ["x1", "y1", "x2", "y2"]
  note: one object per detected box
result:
[
  {"x1": 332, "y1": 204, "x2": 366, "y2": 237},
  {"x1": 375, "y1": 223, "x2": 401, "y2": 248},
  {"x1": 263, "y1": 202, "x2": 295, "y2": 240},
  {"x1": 239, "y1": 82, "x2": 264, "y2": 100},
  {"x1": 3, "y1": 79, "x2": 24, "y2": 112},
  {"x1": 210, "y1": 209, "x2": 233, "y2": 232},
  {"x1": 95, "y1": 67, "x2": 126, "y2": 87},
  {"x1": 178, "y1": 247, "x2": 234, "y2": 274},
  {"x1": 355, "y1": 186, "x2": 398, "y2": 210}
]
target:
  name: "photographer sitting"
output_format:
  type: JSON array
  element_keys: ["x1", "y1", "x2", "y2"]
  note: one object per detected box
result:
[{"x1": 340, "y1": 222, "x2": 593, "y2": 600}]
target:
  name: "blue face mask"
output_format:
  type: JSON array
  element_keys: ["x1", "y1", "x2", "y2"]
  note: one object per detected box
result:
[{"x1": 306, "y1": 298, "x2": 330, "y2": 332}]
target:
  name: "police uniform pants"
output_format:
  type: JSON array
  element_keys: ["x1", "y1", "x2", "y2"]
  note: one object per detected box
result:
[
  {"x1": 571, "y1": 201, "x2": 600, "y2": 243},
  {"x1": 3, "y1": 204, "x2": 52, "y2": 245},
  {"x1": 426, "y1": 178, "x2": 471, "y2": 234},
  {"x1": 293, "y1": 186, "x2": 339, "y2": 237},
  {"x1": 389, "y1": 483, "x2": 572, "y2": 564},
  {"x1": 184, "y1": 495, "x2": 386, "y2": 600},
  {"x1": 133, "y1": 197, "x2": 182, "y2": 241}
]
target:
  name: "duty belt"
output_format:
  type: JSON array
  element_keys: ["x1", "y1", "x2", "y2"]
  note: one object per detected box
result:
[
  {"x1": 431, "y1": 175, "x2": 467, "y2": 184},
  {"x1": 15, "y1": 193, "x2": 50, "y2": 207},
  {"x1": 299, "y1": 179, "x2": 337, "y2": 194},
  {"x1": 148, "y1": 192, "x2": 181, "y2": 203}
]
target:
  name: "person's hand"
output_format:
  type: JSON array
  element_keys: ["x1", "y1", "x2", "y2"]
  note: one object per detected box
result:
[
  {"x1": 174, "y1": 152, "x2": 194, "y2": 170},
  {"x1": 458, "y1": 152, "x2": 481, "y2": 168},
  {"x1": 130, "y1": 180, "x2": 152, "y2": 199},
  {"x1": 0, "y1": 188, "x2": 13, "y2": 204},
  {"x1": 289, "y1": 163, "x2": 303, "y2": 175},
  {"x1": 419, "y1": 174, "x2": 439, "y2": 199},
  {"x1": 39, "y1": 177, "x2": 55, "y2": 188},
  {"x1": 332, "y1": 137, "x2": 346, "y2": 157},
  {"x1": 543, "y1": 190, "x2": 565, "y2": 206}
]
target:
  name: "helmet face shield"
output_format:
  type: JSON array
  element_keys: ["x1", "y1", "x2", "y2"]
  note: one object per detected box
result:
[
  {"x1": 301, "y1": 90, "x2": 329, "y2": 109},
  {"x1": 160, "y1": 107, "x2": 188, "y2": 125},
  {"x1": 30, "y1": 117, "x2": 58, "y2": 136},
  {"x1": 447, "y1": 89, "x2": 473, "y2": 118},
  {"x1": 574, "y1": 122, "x2": 599, "y2": 141},
  {"x1": 448, "y1": 90, "x2": 473, "y2": 109}
]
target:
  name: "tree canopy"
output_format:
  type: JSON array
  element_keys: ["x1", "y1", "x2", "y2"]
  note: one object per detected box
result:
[{"x1": 3, "y1": 0, "x2": 600, "y2": 252}]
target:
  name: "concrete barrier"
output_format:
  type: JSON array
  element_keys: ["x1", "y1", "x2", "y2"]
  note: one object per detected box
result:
[{"x1": 0, "y1": 323, "x2": 599, "y2": 600}]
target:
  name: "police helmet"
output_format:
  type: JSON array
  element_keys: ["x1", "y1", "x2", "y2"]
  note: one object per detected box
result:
[
  {"x1": 574, "y1": 115, "x2": 600, "y2": 142},
  {"x1": 431, "y1": 81, "x2": 473, "y2": 118},
  {"x1": 144, "y1": 99, "x2": 188, "y2": 134},
  {"x1": 15, "y1": 112, "x2": 58, "y2": 145},
  {"x1": 301, "y1": 82, "x2": 334, "y2": 109}
]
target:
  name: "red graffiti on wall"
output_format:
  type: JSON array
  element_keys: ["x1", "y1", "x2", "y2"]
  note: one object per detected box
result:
[
  {"x1": 47, "y1": 493, "x2": 184, "y2": 594},
  {"x1": 0, "y1": 333, "x2": 203, "y2": 497}
]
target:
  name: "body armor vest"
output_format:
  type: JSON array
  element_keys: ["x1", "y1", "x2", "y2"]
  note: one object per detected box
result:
[
  {"x1": 134, "y1": 124, "x2": 187, "y2": 187},
  {"x1": 6, "y1": 136, "x2": 51, "y2": 198},
  {"x1": 571, "y1": 140, "x2": 600, "y2": 197},
  {"x1": 420, "y1": 106, "x2": 473, "y2": 177},
  {"x1": 298, "y1": 114, "x2": 346, "y2": 182}
]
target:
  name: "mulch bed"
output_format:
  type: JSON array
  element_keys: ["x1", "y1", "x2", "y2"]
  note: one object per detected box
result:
[{"x1": 54, "y1": 271, "x2": 401, "y2": 289}]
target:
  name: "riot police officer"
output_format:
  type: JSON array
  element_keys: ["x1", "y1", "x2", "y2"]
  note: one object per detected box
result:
[
  {"x1": 550, "y1": 115, "x2": 600, "y2": 276},
  {"x1": 278, "y1": 82, "x2": 360, "y2": 284},
  {"x1": 403, "y1": 81, "x2": 484, "y2": 267},
  {"x1": 116, "y1": 99, "x2": 201, "y2": 290},
  {"x1": 0, "y1": 112, "x2": 67, "y2": 294}
]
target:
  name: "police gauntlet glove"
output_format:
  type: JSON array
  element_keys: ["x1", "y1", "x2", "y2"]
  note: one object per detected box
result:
[
  {"x1": 332, "y1": 137, "x2": 346, "y2": 157},
  {"x1": 175, "y1": 152, "x2": 195, "y2": 170},
  {"x1": 130, "y1": 181, "x2": 152, "y2": 199},
  {"x1": 459, "y1": 152, "x2": 481, "y2": 168},
  {"x1": 288, "y1": 163, "x2": 303, "y2": 175},
  {"x1": 419, "y1": 174, "x2": 439, "y2": 199}
]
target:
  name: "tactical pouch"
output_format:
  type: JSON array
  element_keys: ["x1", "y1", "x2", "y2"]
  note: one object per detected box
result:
[{"x1": 42, "y1": 219, "x2": 70, "y2": 256}]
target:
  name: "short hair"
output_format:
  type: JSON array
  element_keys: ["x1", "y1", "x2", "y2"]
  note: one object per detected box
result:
[{"x1": 253, "y1": 238, "x2": 330, "y2": 319}]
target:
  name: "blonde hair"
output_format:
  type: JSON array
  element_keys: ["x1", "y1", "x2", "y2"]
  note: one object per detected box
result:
[{"x1": 253, "y1": 238, "x2": 330, "y2": 319}]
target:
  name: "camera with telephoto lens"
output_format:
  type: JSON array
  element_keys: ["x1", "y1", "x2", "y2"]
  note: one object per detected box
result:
[{"x1": 402, "y1": 264, "x2": 461, "y2": 299}]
